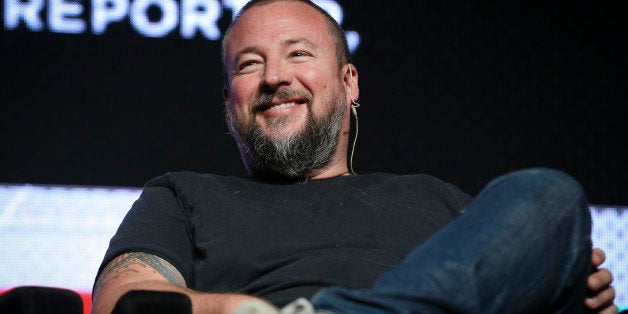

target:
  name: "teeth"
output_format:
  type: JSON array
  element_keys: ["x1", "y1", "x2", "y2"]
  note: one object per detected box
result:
[{"x1": 269, "y1": 102, "x2": 296, "y2": 110}]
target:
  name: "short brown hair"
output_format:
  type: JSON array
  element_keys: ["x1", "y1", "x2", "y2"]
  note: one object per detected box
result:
[{"x1": 221, "y1": 0, "x2": 351, "y2": 76}]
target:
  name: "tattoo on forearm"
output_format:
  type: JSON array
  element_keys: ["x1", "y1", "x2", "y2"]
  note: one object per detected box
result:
[{"x1": 95, "y1": 252, "x2": 186, "y2": 291}]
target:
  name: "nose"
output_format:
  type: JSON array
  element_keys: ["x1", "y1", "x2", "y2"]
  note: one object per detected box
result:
[{"x1": 261, "y1": 58, "x2": 292, "y2": 91}]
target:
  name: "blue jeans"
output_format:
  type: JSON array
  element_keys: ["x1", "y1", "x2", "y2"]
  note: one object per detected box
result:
[{"x1": 311, "y1": 168, "x2": 592, "y2": 313}]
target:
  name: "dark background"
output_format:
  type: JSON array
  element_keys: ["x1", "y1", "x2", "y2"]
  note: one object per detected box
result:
[{"x1": 1, "y1": 1, "x2": 626, "y2": 204}]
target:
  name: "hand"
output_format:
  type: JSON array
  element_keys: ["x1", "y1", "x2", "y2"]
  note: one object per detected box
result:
[{"x1": 585, "y1": 248, "x2": 617, "y2": 313}]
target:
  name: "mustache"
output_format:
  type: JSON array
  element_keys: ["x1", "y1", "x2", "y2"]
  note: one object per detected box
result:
[{"x1": 250, "y1": 88, "x2": 313, "y2": 112}]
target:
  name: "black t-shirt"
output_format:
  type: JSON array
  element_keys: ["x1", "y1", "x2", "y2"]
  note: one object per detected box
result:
[{"x1": 99, "y1": 172, "x2": 471, "y2": 306}]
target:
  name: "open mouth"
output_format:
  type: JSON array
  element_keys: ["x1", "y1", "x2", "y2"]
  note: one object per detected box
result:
[{"x1": 257, "y1": 99, "x2": 308, "y2": 112}]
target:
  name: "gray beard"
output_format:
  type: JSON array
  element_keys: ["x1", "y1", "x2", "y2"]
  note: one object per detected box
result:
[{"x1": 226, "y1": 90, "x2": 346, "y2": 181}]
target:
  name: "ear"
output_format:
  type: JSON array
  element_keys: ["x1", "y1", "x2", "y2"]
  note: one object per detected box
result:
[
  {"x1": 222, "y1": 84, "x2": 230, "y2": 103},
  {"x1": 342, "y1": 63, "x2": 359, "y2": 104}
]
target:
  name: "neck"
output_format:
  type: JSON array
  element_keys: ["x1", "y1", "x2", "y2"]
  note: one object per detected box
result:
[
  {"x1": 309, "y1": 161, "x2": 350, "y2": 180},
  {"x1": 309, "y1": 128, "x2": 350, "y2": 180}
]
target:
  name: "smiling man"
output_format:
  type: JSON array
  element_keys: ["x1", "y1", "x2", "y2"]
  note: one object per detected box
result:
[
  {"x1": 92, "y1": 1, "x2": 617, "y2": 313},
  {"x1": 222, "y1": 1, "x2": 355, "y2": 181}
]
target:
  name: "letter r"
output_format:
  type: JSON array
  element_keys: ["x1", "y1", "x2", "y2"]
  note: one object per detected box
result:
[{"x1": 4, "y1": 0, "x2": 45, "y2": 31}]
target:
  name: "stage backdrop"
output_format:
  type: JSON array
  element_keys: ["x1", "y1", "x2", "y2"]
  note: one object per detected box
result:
[
  {"x1": 1, "y1": 0, "x2": 626, "y2": 312},
  {"x1": 1, "y1": 0, "x2": 626, "y2": 203}
]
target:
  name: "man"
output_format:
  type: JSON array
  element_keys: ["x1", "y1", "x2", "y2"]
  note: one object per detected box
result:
[{"x1": 92, "y1": 0, "x2": 617, "y2": 313}]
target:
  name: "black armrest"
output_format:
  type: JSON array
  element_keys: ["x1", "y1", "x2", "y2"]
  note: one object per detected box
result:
[
  {"x1": 0, "y1": 286, "x2": 82, "y2": 314},
  {"x1": 113, "y1": 290, "x2": 191, "y2": 314}
]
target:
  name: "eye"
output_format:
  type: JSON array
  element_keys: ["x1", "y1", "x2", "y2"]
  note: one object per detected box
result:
[
  {"x1": 291, "y1": 51, "x2": 311, "y2": 58},
  {"x1": 237, "y1": 60, "x2": 261, "y2": 72},
  {"x1": 239, "y1": 60, "x2": 256, "y2": 69}
]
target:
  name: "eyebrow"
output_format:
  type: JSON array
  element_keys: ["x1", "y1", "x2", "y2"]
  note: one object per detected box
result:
[
  {"x1": 234, "y1": 45, "x2": 259, "y2": 60},
  {"x1": 283, "y1": 37, "x2": 317, "y2": 49}
]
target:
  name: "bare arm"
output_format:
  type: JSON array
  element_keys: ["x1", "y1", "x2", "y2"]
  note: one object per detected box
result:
[{"x1": 92, "y1": 252, "x2": 268, "y2": 314}]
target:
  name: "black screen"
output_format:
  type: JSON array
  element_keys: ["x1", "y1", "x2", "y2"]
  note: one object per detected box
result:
[{"x1": 2, "y1": 1, "x2": 626, "y2": 203}]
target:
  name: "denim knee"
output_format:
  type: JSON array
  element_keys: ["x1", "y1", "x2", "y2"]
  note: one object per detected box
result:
[{"x1": 481, "y1": 167, "x2": 589, "y2": 227}]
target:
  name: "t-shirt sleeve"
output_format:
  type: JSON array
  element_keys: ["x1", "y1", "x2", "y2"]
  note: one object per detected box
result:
[
  {"x1": 444, "y1": 182, "x2": 473, "y2": 214},
  {"x1": 96, "y1": 184, "x2": 195, "y2": 287},
  {"x1": 403, "y1": 173, "x2": 473, "y2": 216}
]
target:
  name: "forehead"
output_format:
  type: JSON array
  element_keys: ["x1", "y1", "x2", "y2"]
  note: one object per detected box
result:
[{"x1": 226, "y1": 1, "x2": 334, "y2": 58}]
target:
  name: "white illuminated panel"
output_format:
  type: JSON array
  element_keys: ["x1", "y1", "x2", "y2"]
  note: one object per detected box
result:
[
  {"x1": 591, "y1": 205, "x2": 628, "y2": 309},
  {"x1": 0, "y1": 184, "x2": 140, "y2": 291},
  {"x1": 0, "y1": 184, "x2": 626, "y2": 311},
  {"x1": 3, "y1": 0, "x2": 361, "y2": 52}
]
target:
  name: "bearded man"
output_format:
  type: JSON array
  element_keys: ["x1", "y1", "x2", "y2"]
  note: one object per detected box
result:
[{"x1": 92, "y1": 1, "x2": 617, "y2": 313}]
